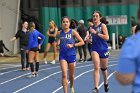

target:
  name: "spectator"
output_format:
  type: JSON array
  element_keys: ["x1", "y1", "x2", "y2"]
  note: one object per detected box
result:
[{"x1": 77, "y1": 19, "x2": 87, "y2": 62}]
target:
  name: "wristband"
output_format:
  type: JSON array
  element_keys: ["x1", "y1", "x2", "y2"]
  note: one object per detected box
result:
[{"x1": 73, "y1": 44, "x2": 76, "y2": 48}]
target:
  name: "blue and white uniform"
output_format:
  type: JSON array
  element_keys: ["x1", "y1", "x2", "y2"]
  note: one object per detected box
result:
[
  {"x1": 59, "y1": 29, "x2": 76, "y2": 63},
  {"x1": 91, "y1": 23, "x2": 109, "y2": 58}
]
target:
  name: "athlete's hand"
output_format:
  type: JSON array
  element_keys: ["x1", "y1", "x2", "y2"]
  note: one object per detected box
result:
[
  {"x1": 86, "y1": 38, "x2": 92, "y2": 44},
  {"x1": 90, "y1": 27, "x2": 96, "y2": 34},
  {"x1": 84, "y1": 36, "x2": 89, "y2": 41},
  {"x1": 38, "y1": 44, "x2": 41, "y2": 49},
  {"x1": 67, "y1": 44, "x2": 73, "y2": 48}
]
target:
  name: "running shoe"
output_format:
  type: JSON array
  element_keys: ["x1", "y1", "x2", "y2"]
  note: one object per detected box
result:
[
  {"x1": 70, "y1": 87, "x2": 75, "y2": 93},
  {"x1": 92, "y1": 88, "x2": 98, "y2": 93},
  {"x1": 27, "y1": 74, "x2": 35, "y2": 78},
  {"x1": 104, "y1": 83, "x2": 109, "y2": 92},
  {"x1": 44, "y1": 59, "x2": 48, "y2": 64},
  {"x1": 50, "y1": 60, "x2": 56, "y2": 64},
  {"x1": 35, "y1": 72, "x2": 38, "y2": 77}
]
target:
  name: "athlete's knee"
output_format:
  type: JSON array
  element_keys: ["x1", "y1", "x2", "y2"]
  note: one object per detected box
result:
[
  {"x1": 61, "y1": 79, "x2": 68, "y2": 86},
  {"x1": 69, "y1": 74, "x2": 74, "y2": 79},
  {"x1": 93, "y1": 63, "x2": 100, "y2": 70},
  {"x1": 101, "y1": 67, "x2": 107, "y2": 71},
  {"x1": 62, "y1": 74, "x2": 67, "y2": 79}
]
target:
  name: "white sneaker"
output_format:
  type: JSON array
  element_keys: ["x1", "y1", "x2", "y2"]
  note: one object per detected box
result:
[
  {"x1": 27, "y1": 74, "x2": 35, "y2": 78},
  {"x1": 50, "y1": 60, "x2": 55, "y2": 64},
  {"x1": 44, "y1": 59, "x2": 47, "y2": 64},
  {"x1": 35, "y1": 72, "x2": 38, "y2": 77},
  {"x1": 70, "y1": 87, "x2": 75, "y2": 93}
]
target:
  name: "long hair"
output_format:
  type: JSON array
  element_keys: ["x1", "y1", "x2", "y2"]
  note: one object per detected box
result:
[{"x1": 29, "y1": 22, "x2": 35, "y2": 31}]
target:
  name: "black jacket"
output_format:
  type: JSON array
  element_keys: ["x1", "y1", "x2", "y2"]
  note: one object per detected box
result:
[{"x1": 15, "y1": 30, "x2": 29, "y2": 47}]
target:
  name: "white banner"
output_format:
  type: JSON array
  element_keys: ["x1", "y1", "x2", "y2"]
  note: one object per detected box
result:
[{"x1": 106, "y1": 15, "x2": 127, "y2": 25}]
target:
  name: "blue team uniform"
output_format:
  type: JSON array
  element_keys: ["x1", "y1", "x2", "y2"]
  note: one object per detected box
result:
[
  {"x1": 117, "y1": 32, "x2": 140, "y2": 93},
  {"x1": 27, "y1": 29, "x2": 45, "y2": 51},
  {"x1": 59, "y1": 29, "x2": 76, "y2": 63},
  {"x1": 91, "y1": 23, "x2": 109, "y2": 58}
]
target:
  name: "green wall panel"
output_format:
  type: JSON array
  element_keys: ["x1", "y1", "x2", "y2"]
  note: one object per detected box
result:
[{"x1": 40, "y1": 4, "x2": 139, "y2": 51}]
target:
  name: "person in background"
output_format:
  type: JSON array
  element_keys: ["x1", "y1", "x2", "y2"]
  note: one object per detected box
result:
[
  {"x1": 77, "y1": 19, "x2": 87, "y2": 62},
  {"x1": 118, "y1": 35, "x2": 125, "y2": 49},
  {"x1": 43, "y1": 20, "x2": 58, "y2": 64},
  {"x1": 27, "y1": 22, "x2": 45, "y2": 78},
  {"x1": 131, "y1": 16, "x2": 137, "y2": 35},
  {"x1": 10, "y1": 21, "x2": 29, "y2": 70},
  {"x1": 85, "y1": 18, "x2": 93, "y2": 61}
]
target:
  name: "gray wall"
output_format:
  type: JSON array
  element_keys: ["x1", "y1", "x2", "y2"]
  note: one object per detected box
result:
[{"x1": 0, "y1": 0, "x2": 20, "y2": 54}]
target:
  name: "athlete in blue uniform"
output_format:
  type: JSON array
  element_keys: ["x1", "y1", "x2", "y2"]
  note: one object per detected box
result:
[
  {"x1": 27, "y1": 22, "x2": 45, "y2": 78},
  {"x1": 89, "y1": 11, "x2": 109, "y2": 93},
  {"x1": 59, "y1": 16, "x2": 84, "y2": 93}
]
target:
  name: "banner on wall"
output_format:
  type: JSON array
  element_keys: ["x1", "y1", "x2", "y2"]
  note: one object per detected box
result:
[{"x1": 106, "y1": 15, "x2": 127, "y2": 25}]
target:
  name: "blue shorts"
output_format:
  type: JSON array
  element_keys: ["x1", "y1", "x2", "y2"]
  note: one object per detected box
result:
[
  {"x1": 59, "y1": 54, "x2": 76, "y2": 63},
  {"x1": 91, "y1": 49, "x2": 109, "y2": 58}
]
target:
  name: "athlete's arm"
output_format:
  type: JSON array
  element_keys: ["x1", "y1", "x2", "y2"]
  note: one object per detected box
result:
[
  {"x1": 115, "y1": 37, "x2": 137, "y2": 85},
  {"x1": 10, "y1": 30, "x2": 20, "y2": 41},
  {"x1": 98, "y1": 24, "x2": 109, "y2": 41},
  {"x1": 47, "y1": 28, "x2": 58, "y2": 37},
  {"x1": 47, "y1": 29, "x2": 50, "y2": 36},
  {"x1": 115, "y1": 72, "x2": 135, "y2": 85},
  {"x1": 73, "y1": 30, "x2": 84, "y2": 47}
]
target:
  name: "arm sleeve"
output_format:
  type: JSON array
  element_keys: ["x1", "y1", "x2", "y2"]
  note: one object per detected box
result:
[
  {"x1": 116, "y1": 38, "x2": 137, "y2": 74},
  {"x1": 15, "y1": 30, "x2": 20, "y2": 39}
]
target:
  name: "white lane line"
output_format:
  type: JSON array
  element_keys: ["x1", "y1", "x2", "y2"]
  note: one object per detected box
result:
[
  {"x1": 0, "y1": 57, "x2": 117, "y2": 70},
  {"x1": 13, "y1": 71, "x2": 62, "y2": 93},
  {"x1": 98, "y1": 71, "x2": 116, "y2": 89},
  {"x1": 13, "y1": 64, "x2": 94, "y2": 93},
  {"x1": 0, "y1": 66, "x2": 20, "y2": 70},
  {"x1": 0, "y1": 63, "x2": 92, "y2": 85},
  {"x1": 0, "y1": 69, "x2": 20, "y2": 75},
  {"x1": 0, "y1": 66, "x2": 60, "y2": 85},
  {"x1": 0, "y1": 61, "x2": 85, "y2": 74},
  {"x1": 52, "y1": 69, "x2": 94, "y2": 93},
  {"x1": 0, "y1": 60, "x2": 118, "y2": 84},
  {"x1": 52, "y1": 64, "x2": 117, "y2": 93},
  {"x1": 0, "y1": 64, "x2": 21, "y2": 66},
  {"x1": 0, "y1": 63, "x2": 57, "y2": 75}
]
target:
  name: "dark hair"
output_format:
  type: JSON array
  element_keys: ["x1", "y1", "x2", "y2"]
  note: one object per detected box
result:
[
  {"x1": 21, "y1": 21, "x2": 28, "y2": 25},
  {"x1": 70, "y1": 19, "x2": 78, "y2": 29},
  {"x1": 100, "y1": 17, "x2": 108, "y2": 24},
  {"x1": 61, "y1": 16, "x2": 71, "y2": 22},
  {"x1": 87, "y1": 18, "x2": 93, "y2": 22},
  {"x1": 135, "y1": 24, "x2": 140, "y2": 34},
  {"x1": 29, "y1": 22, "x2": 35, "y2": 30},
  {"x1": 131, "y1": 16, "x2": 135, "y2": 20},
  {"x1": 93, "y1": 10, "x2": 102, "y2": 17}
]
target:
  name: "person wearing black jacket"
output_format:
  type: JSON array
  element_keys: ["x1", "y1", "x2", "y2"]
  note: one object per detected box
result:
[
  {"x1": 10, "y1": 21, "x2": 29, "y2": 70},
  {"x1": 77, "y1": 20, "x2": 87, "y2": 62}
]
